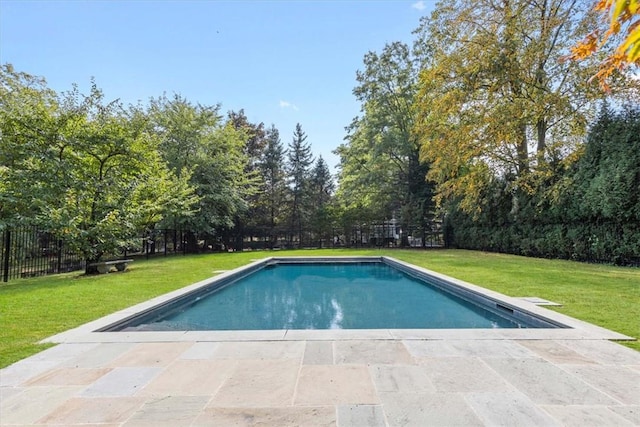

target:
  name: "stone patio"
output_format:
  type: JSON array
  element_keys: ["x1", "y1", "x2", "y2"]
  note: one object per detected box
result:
[{"x1": 2, "y1": 337, "x2": 639, "y2": 426}]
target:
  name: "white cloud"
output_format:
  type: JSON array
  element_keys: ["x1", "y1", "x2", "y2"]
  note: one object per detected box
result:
[
  {"x1": 279, "y1": 100, "x2": 299, "y2": 111},
  {"x1": 412, "y1": 1, "x2": 426, "y2": 10}
]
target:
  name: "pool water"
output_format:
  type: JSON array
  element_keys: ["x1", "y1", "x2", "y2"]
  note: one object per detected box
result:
[{"x1": 119, "y1": 262, "x2": 541, "y2": 331}]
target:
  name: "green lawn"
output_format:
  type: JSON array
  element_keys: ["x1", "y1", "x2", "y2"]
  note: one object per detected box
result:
[{"x1": 1, "y1": 249, "x2": 638, "y2": 368}]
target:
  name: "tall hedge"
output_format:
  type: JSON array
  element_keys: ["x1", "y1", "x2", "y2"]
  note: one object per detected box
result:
[{"x1": 447, "y1": 106, "x2": 640, "y2": 265}]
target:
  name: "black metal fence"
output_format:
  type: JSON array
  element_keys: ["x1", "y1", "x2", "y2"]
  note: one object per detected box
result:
[
  {"x1": 1, "y1": 228, "x2": 85, "y2": 282},
  {"x1": 232, "y1": 222, "x2": 445, "y2": 251},
  {"x1": 1, "y1": 223, "x2": 445, "y2": 282}
]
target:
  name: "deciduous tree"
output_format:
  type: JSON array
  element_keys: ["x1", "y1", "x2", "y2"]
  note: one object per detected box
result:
[
  {"x1": 336, "y1": 42, "x2": 434, "y2": 239},
  {"x1": 148, "y1": 95, "x2": 257, "y2": 245},
  {"x1": 413, "y1": 0, "x2": 610, "y2": 214}
]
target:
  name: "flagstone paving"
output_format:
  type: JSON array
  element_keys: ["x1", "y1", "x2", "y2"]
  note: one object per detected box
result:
[{"x1": 2, "y1": 338, "x2": 639, "y2": 426}]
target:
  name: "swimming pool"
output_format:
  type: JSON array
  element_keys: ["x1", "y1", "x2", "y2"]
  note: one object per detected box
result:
[{"x1": 101, "y1": 257, "x2": 563, "y2": 331}]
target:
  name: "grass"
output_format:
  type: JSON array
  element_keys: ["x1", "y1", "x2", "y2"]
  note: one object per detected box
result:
[{"x1": 1, "y1": 248, "x2": 638, "y2": 368}]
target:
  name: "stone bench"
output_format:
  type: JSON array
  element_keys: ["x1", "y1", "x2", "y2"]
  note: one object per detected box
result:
[{"x1": 89, "y1": 259, "x2": 134, "y2": 274}]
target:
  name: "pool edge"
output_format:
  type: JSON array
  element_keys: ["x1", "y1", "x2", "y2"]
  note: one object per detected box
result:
[{"x1": 41, "y1": 256, "x2": 635, "y2": 344}]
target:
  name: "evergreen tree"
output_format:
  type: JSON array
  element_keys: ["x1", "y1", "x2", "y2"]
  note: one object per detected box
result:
[
  {"x1": 287, "y1": 123, "x2": 313, "y2": 245},
  {"x1": 310, "y1": 156, "x2": 335, "y2": 245},
  {"x1": 260, "y1": 124, "x2": 287, "y2": 245}
]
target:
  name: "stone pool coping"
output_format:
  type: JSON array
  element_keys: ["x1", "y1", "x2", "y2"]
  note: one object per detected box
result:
[{"x1": 42, "y1": 256, "x2": 633, "y2": 345}]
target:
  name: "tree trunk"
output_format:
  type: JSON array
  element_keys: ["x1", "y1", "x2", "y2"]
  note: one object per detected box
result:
[
  {"x1": 184, "y1": 232, "x2": 199, "y2": 253},
  {"x1": 516, "y1": 124, "x2": 529, "y2": 175},
  {"x1": 536, "y1": 118, "x2": 547, "y2": 163}
]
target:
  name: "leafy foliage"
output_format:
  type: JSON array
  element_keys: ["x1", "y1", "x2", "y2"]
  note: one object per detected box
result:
[
  {"x1": 447, "y1": 105, "x2": 640, "y2": 265},
  {"x1": 148, "y1": 95, "x2": 257, "y2": 235},
  {"x1": 335, "y1": 42, "x2": 435, "y2": 234},
  {"x1": 413, "y1": 0, "x2": 610, "y2": 215},
  {"x1": 571, "y1": 0, "x2": 640, "y2": 90},
  {"x1": 0, "y1": 67, "x2": 197, "y2": 267}
]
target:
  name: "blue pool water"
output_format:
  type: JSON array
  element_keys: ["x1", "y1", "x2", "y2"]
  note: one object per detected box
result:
[{"x1": 116, "y1": 262, "x2": 543, "y2": 331}]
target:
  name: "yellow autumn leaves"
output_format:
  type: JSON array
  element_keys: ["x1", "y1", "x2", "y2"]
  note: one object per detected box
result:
[{"x1": 572, "y1": 0, "x2": 640, "y2": 89}]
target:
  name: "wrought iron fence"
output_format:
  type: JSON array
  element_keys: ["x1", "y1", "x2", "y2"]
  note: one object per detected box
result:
[
  {"x1": 1, "y1": 223, "x2": 446, "y2": 282},
  {"x1": 234, "y1": 222, "x2": 445, "y2": 251},
  {"x1": 1, "y1": 228, "x2": 85, "y2": 282}
]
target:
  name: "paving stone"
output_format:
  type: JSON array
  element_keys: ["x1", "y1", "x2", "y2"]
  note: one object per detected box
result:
[
  {"x1": 110, "y1": 342, "x2": 193, "y2": 367},
  {"x1": 81, "y1": 367, "x2": 162, "y2": 397},
  {"x1": 448, "y1": 339, "x2": 538, "y2": 358},
  {"x1": 337, "y1": 404, "x2": 386, "y2": 427},
  {"x1": 561, "y1": 364, "x2": 640, "y2": 405},
  {"x1": 138, "y1": 360, "x2": 236, "y2": 397},
  {"x1": 303, "y1": 341, "x2": 334, "y2": 365},
  {"x1": 194, "y1": 406, "x2": 336, "y2": 426},
  {"x1": 334, "y1": 340, "x2": 413, "y2": 365},
  {"x1": 0, "y1": 385, "x2": 81, "y2": 424},
  {"x1": 0, "y1": 385, "x2": 23, "y2": 402},
  {"x1": 25, "y1": 367, "x2": 111, "y2": 386},
  {"x1": 540, "y1": 405, "x2": 636, "y2": 426},
  {"x1": 295, "y1": 365, "x2": 379, "y2": 405},
  {"x1": 208, "y1": 359, "x2": 299, "y2": 407},
  {"x1": 379, "y1": 391, "x2": 483, "y2": 426},
  {"x1": 2, "y1": 344, "x2": 100, "y2": 387},
  {"x1": 402, "y1": 340, "x2": 462, "y2": 358},
  {"x1": 465, "y1": 391, "x2": 561, "y2": 426},
  {"x1": 608, "y1": 405, "x2": 640, "y2": 425},
  {"x1": 62, "y1": 342, "x2": 136, "y2": 368},
  {"x1": 285, "y1": 329, "x2": 392, "y2": 341},
  {"x1": 515, "y1": 340, "x2": 598, "y2": 364},
  {"x1": 122, "y1": 395, "x2": 209, "y2": 426},
  {"x1": 23, "y1": 342, "x2": 100, "y2": 362},
  {"x1": 179, "y1": 342, "x2": 220, "y2": 359},
  {"x1": 483, "y1": 358, "x2": 618, "y2": 405},
  {"x1": 419, "y1": 357, "x2": 512, "y2": 392},
  {"x1": 370, "y1": 364, "x2": 435, "y2": 393},
  {"x1": 557, "y1": 340, "x2": 640, "y2": 365},
  {"x1": 36, "y1": 396, "x2": 146, "y2": 424},
  {"x1": 185, "y1": 330, "x2": 287, "y2": 341},
  {"x1": 0, "y1": 359, "x2": 61, "y2": 387},
  {"x1": 211, "y1": 341, "x2": 305, "y2": 360}
]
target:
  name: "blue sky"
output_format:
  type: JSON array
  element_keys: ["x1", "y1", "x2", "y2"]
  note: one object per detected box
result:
[{"x1": 1, "y1": 0, "x2": 434, "y2": 170}]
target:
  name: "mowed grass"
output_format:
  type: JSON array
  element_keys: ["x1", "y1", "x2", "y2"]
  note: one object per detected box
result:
[{"x1": 1, "y1": 249, "x2": 638, "y2": 368}]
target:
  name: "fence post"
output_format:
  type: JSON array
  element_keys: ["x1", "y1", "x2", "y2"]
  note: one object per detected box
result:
[
  {"x1": 3, "y1": 230, "x2": 10, "y2": 282},
  {"x1": 57, "y1": 239, "x2": 63, "y2": 273}
]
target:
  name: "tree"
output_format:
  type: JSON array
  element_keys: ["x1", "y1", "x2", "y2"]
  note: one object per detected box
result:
[
  {"x1": 0, "y1": 66, "x2": 197, "y2": 271},
  {"x1": 335, "y1": 42, "x2": 435, "y2": 242},
  {"x1": 227, "y1": 109, "x2": 267, "y2": 242},
  {"x1": 571, "y1": 0, "x2": 640, "y2": 90},
  {"x1": 413, "y1": 0, "x2": 611, "y2": 215},
  {"x1": 227, "y1": 109, "x2": 267, "y2": 172},
  {"x1": 0, "y1": 64, "x2": 68, "y2": 227},
  {"x1": 259, "y1": 125, "x2": 288, "y2": 244},
  {"x1": 444, "y1": 104, "x2": 640, "y2": 264},
  {"x1": 287, "y1": 123, "x2": 313, "y2": 245},
  {"x1": 570, "y1": 104, "x2": 640, "y2": 223},
  {"x1": 309, "y1": 156, "x2": 335, "y2": 244},
  {"x1": 54, "y1": 86, "x2": 198, "y2": 271},
  {"x1": 148, "y1": 95, "x2": 257, "y2": 249}
]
